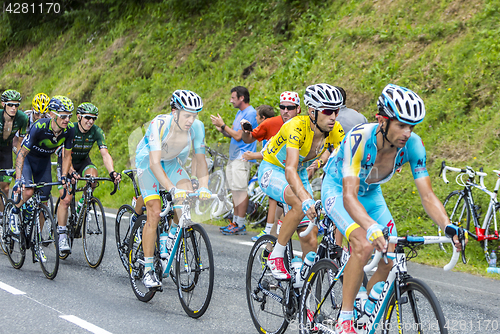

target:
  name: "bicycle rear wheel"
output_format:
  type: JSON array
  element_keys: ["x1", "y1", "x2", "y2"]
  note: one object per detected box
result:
[
  {"x1": 38, "y1": 204, "x2": 59, "y2": 279},
  {"x1": 82, "y1": 197, "x2": 106, "y2": 268},
  {"x1": 299, "y1": 258, "x2": 342, "y2": 334},
  {"x1": 2, "y1": 199, "x2": 26, "y2": 269},
  {"x1": 115, "y1": 204, "x2": 135, "y2": 272},
  {"x1": 128, "y1": 216, "x2": 157, "y2": 302},
  {"x1": 483, "y1": 205, "x2": 500, "y2": 264},
  {"x1": 439, "y1": 190, "x2": 469, "y2": 253},
  {"x1": 175, "y1": 223, "x2": 214, "y2": 318},
  {"x1": 0, "y1": 190, "x2": 9, "y2": 254},
  {"x1": 378, "y1": 278, "x2": 447, "y2": 333},
  {"x1": 246, "y1": 234, "x2": 290, "y2": 334}
]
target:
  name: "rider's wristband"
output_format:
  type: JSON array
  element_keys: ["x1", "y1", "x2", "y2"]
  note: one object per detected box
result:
[
  {"x1": 444, "y1": 224, "x2": 459, "y2": 239},
  {"x1": 366, "y1": 224, "x2": 385, "y2": 244},
  {"x1": 221, "y1": 124, "x2": 226, "y2": 132},
  {"x1": 301, "y1": 198, "x2": 315, "y2": 215}
]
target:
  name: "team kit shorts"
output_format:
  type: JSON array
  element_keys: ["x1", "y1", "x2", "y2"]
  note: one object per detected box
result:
[{"x1": 138, "y1": 158, "x2": 189, "y2": 203}]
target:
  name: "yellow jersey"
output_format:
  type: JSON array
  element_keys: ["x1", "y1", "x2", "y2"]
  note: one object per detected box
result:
[{"x1": 262, "y1": 115, "x2": 344, "y2": 170}]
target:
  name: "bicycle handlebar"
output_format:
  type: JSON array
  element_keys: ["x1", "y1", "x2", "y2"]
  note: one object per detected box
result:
[
  {"x1": 440, "y1": 160, "x2": 487, "y2": 188},
  {"x1": 79, "y1": 176, "x2": 119, "y2": 195},
  {"x1": 298, "y1": 200, "x2": 323, "y2": 238},
  {"x1": 363, "y1": 235, "x2": 460, "y2": 273},
  {"x1": 159, "y1": 193, "x2": 221, "y2": 218}
]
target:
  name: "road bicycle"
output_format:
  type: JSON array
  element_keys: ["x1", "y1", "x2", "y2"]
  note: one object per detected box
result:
[
  {"x1": 439, "y1": 161, "x2": 499, "y2": 263},
  {"x1": 1, "y1": 181, "x2": 63, "y2": 279},
  {"x1": 128, "y1": 191, "x2": 215, "y2": 318},
  {"x1": 298, "y1": 228, "x2": 467, "y2": 334},
  {"x1": 0, "y1": 168, "x2": 16, "y2": 254},
  {"x1": 246, "y1": 201, "x2": 366, "y2": 334},
  {"x1": 54, "y1": 175, "x2": 118, "y2": 268},
  {"x1": 115, "y1": 169, "x2": 144, "y2": 272}
]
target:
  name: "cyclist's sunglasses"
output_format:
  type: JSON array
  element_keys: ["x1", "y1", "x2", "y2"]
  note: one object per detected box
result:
[
  {"x1": 317, "y1": 108, "x2": 339, "y2": 116},
  {"x1": 5, "y1": 102, "x2": 20, "y2": 108},
  {"x1": 52, "y1": 111, "x2": 73, "y2": 120},
  {"x1": 82, "y1": 115, "x2": 97, "y2": 121},
  {"x1": 279, "y1": 105, "x2": 297, "y2": 111}
]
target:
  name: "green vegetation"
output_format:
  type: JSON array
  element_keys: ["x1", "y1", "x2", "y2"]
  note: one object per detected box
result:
[{"x1": 2, "y1": 0, "x2": 500, "y2": 276}]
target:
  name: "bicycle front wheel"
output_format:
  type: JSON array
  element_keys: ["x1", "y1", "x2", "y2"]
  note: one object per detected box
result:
[
  {"x1": 0, "y1": 190, "x2": 9, "y2": 254},
  {"x1": 82, "y1": 197, "x2": 106, "y2": 268},
  {"x1": 38, "y1": 203, "x2": 59, "y2": 279},
  {"x1": 115, "y1": 204, "x2": 135, "y2": 272},
  {"x1": 175, "y1": 223, "x2": 214, "y2": 318},
  {"x1": 299, "y1": 258, "x2": 342, "y2": 334},
  {"x1": 439, "y1": 190, "x2": 469, "y2": 253},
  {"x1": 483, "y1": 204, "x2": 500, "y2": 264},
  {"x1": 379, "y1": 278, "x2": 447, "y2": 334},
  {"x1": 128, "y1": 216, "x2": 157, "y2": 302},
  {"x1": 2, "y1": 199, "x2": 26, "y2": 269},
  {"x1": 246, "y1": 234, "x2": 289, "y2": 334}
]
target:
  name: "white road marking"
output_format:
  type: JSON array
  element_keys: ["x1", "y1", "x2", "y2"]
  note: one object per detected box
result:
[
  {"x1": 60, "y1": 315, "x2": 113, "y2": 334},
  {"x1": 0, "y1": 281, "x2": 25, "y2": 295},
  {"x1": 104, "y1": 212, "x2": 116, "y2": 219},
  {"x1": 0, "y1": 280, "x2": 112, "y2": 333}
]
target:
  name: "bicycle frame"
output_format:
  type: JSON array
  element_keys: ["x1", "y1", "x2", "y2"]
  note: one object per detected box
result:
[{"x1": 441, "y1": 164, "x2": 500, "y2": 242}]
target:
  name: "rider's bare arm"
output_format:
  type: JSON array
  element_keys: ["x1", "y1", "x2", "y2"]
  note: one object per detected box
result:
[{"x1": 285, "y1": 147, "x2": 312, "y2": 202}]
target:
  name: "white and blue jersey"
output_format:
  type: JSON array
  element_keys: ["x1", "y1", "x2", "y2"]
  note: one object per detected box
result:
[{"x1": 321, "y1": 123, "x2": 428, "y2": 240}]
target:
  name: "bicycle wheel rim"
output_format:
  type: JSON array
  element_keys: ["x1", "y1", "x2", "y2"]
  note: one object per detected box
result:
[
  {"x1": 0, "y1": 190, "x2": 9, "y2": 254},
  {"x1": 115, "y1": 204, "x2": 135, "y2": 271},
  {"x1": 175, "y1": 223, "x2": 214, "y2": 318},
  {"x1": 2, "y1": 200, "x2": 26, "y2": 269},
  {"x1": 379, "y1": 278, "x2": 447, "y2": 334},
  {"x1": 246, "y1": 234, "x2": 289, "y2": 334},
  {"x1": 128, "y1": 217, "x2": 156, "y2": 302},
  {"x1": 82, "y1": 197, "x2": 106, "y2": 268},
  {"x1": 38, "y1": 204, "x2": 59, "y2": 279},
  {"x1": 299, "y1": 258, "x2": 342, "y2": 334}
]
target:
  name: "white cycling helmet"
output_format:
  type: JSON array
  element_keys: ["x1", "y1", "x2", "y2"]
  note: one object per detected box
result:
[
  {"x1": 377, "y1": 84, "x2": 425, "y2": 125},
  {"x1": 170, "y1": 89, "x2": 203, "y2": 113},
  {"x1": 303, "y1": 84, "x2": 343, "y2": 110}
]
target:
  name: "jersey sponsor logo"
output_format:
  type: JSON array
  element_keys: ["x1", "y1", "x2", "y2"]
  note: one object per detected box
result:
[
  {"x1": 414, "y1": 167, "x2": 426, "y2": 173},
  {"x1": 153, "y1": 183, "x2": 158, "y2": 192},
  {"x1": 276, "y1": 135, "x2": 285, "y2": 146},
  {"x1": 387, "y1": 220, "x2": 394, "y2": 234},
  {"x1": 39, "y1": 137, "x2": 65, "y2": 149},
  {"x1": 35, "y1": 121, "x2": 47, "y2": 129},
  {"x1": 177, "y1": 168, "x2": 183, "y2": 175},
  {"x1": 324, "y1": 196, "x2": 336, "y2": 213},
  {"x1": 366, "y1": 153, "x2": 371, "y2": 162},
  {"x1": 350, "y1": 133, "x2": 362, "y2": 156},
  {"x1": 260, "y1": 169, "x2": 272, "y2": 189},
  {"x1": 416, "y1": 158, "x2": 424, "y2": 167}
]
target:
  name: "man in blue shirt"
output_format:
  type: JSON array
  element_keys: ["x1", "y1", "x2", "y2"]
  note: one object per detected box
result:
[{"x1": 210, "y1": 86, "x2": 258, "y2": 235}]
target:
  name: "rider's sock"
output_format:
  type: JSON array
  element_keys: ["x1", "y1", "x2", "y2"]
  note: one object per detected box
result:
[
  {"x1": 237, "y1": 216, "x2": 246, "y2": 227},
  {"x1": 144, "y1": 257, "x2": 154, "y2": 272},
  {"x1": 233, "y1": 215, "x2": 240, "y2": 225},
  {"x1": 58, "y1": 226, "x2": 67, "y2": 241},
  {"x1": 270, "y1": 242, "x2": 286, "y2": 259},
  {"x1": 264, "y1": 223, "x2": 273, "y2": 234},
  {"x1": 339, "y1": 310, "x2": 354, "y2": 323}
]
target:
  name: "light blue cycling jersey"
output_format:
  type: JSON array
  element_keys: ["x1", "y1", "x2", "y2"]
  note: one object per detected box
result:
[
  {"x1": 135, "y1": 114, "x2": 206, "y2": 170},
  {"x1": 323, "y1": 122, "x2": 428, "y2": 195}
]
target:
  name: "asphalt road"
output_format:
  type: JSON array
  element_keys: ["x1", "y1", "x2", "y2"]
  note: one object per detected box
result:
[{"x1": 0, "y1": 208, "x2": 499, "y2": 334}]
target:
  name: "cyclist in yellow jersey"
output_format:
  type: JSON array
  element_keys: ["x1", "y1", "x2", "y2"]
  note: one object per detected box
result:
[{"x1": 257, "y1": 83, "x2": 345, "y2": 279}]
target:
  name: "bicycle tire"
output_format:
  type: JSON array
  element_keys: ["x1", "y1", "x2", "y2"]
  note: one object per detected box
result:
[
  {"x1": 482, "y1": 204, "x2": 500, "y2": 264},
  {"x1": 82, "y1": 196, "x2": 106, "y2": 268},
  {"x1": 439, "y1": 190, "x2": 469, "y2": 253},
  {"x1": 38, "y1": 203, "x2": 59, "y2": 279},
  {"x1": 0, "y1": 189, "x2": 9, "y2": 254},
  {"x1": 175, "y1": 223, "x2": 215, "y2": 318},
  {"x1": 3, "y1": 199, "x2": 26, "y2": 269},
  {"x1": 115, "y1": 204, "x2": 135, "y2": 272},
  {"x1": 379, "y1": 277, "x2": 448, "y2": 333},
  {"x1": 54, "y1": 197, "x2": 72, "y2": 260},
  {"x1": 246, "y1": 234, "x2": 290, "y2": 334},
  {"x1": 299, "y1": 258, "x2": 342, "y2": 334},
  {"x1": 128, "y1": 215, "x2": 157, "y2": 302}
]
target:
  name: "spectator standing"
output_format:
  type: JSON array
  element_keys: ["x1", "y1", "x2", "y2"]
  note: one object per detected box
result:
[
  {"x1": 334, "y1": 86, "x2": 367, "y2": 134},
  {"x1": 210, "y1": 86, "x2": 258, "y2": 235}
]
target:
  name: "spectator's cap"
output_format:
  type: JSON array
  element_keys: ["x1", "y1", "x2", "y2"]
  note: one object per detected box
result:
[{"x1": 280, "y1": 91, "x2": 300, "y2": 106}]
